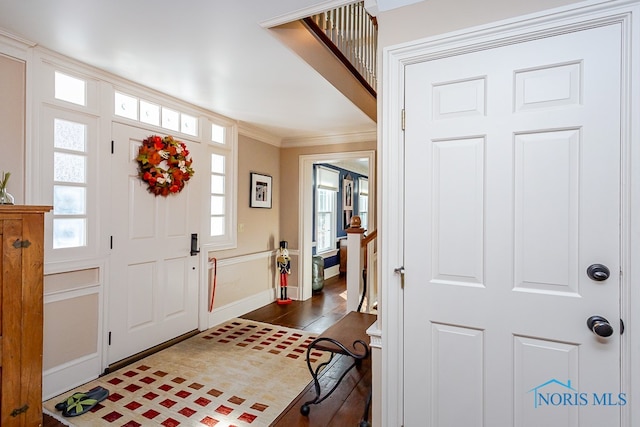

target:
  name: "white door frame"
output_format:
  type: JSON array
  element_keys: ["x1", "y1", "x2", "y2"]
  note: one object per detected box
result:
[
  {"x1": 298, "y1": 150, "x2": 376, "y2": 301},
  {"x1": 380, "y1": 1, "x2": 640, "y2": 425}
]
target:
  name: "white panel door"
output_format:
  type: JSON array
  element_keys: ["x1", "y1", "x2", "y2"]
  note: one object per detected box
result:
[
  {"x1": 404, "y1": 24, "x2": 622, "y2": 426},
  {"x1": 109, "y1": 123, "x2": 200, "y2": 364}
]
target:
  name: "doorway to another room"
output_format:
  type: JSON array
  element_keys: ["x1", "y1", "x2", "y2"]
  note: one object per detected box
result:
[{"x1": 299, "y1": 151, "x2": 375, "y2": 302}]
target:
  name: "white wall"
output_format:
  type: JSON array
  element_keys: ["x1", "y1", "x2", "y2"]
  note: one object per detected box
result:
[{"x1": 377, "y1": 0, "x2": 583, "y2": 47}]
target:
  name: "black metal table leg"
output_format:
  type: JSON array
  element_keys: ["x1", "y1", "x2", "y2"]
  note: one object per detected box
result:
[{"x1": 300, "y1": 337, "x2": 369, "y2": 416}]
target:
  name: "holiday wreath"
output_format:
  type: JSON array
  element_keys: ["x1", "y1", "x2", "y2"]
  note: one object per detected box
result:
[{"x1": 136, "y1": 135, "x2": 194, "y2": 196}]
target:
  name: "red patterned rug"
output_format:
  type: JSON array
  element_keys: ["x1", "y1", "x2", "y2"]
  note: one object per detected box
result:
[{"x1": 44, "y1": 319, "x2": 324, "y2": 426}]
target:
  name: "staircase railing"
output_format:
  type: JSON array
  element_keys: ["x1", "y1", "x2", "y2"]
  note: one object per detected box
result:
[
  {"x1": 346, "y1": 216, "x2": 377, "y2": 313},
  {"x1": 304, "y1": 2, "x2": 377, "y2": 96}
]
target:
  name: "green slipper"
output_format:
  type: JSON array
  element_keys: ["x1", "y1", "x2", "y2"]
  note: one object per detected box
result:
[
  {"x1": 54, "y1": 386, "x2": 105, "y2": 411},
  {"x1": 61, "y1": 387, "x2": 109, "y2": 417}
]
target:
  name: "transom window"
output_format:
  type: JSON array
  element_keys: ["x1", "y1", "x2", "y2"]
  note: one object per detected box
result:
[
  {"x1": 114, "y1": 91, "x2": 199, "y2": 137},
  {"x1": 55, "y1": 71, "x2": 86, "y2": 106}
]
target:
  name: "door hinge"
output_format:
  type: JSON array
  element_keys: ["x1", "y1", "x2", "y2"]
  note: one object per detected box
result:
[
  {"x1": 10, "y1": 404, "x2": 29, "y2": 417},
  {"x1": 401, "y1": 109, "x2": 406, "y2": 131},
  {"x1": 111, "y1": 140, "x2": 114, "y2": 154},
  {"x1": 108, "y1": 331, "x2": 112, "y2": 345},
  {"x1": 620, "y1": 319, "x2": 625, "y2": 335},
  {"x1": 110, "y1": 235, "x2": 113, "y2": 249},
  {"x1": 394, "y1": 266, "x2": 405, "y2": 289}
]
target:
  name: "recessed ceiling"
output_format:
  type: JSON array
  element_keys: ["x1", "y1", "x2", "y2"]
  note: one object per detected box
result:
[{"x1": 0, "y1": 0, "x2": 378, "y2": 141}]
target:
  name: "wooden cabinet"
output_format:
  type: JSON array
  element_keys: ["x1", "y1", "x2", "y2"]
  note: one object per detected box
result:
[{"x1": 0, "y1": 206, "x2": 51, "y2": 426}]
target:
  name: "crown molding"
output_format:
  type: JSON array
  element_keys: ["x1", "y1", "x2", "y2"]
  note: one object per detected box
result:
[
  {"x1": 281, "y1": 130, "x2": 377, "y2": 148},
  {"x1": 237, "y1": 122, "x2": 283, "y2": 147},
  {"x1": 0, "y1": 28, "x2": 37, "y2": 48}
]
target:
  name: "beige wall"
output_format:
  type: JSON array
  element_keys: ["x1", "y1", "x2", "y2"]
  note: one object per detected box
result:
[
  {"x1": 279, "y1": 140, "x2": 376, "y2": 250},
  {"x1": 0, "y1": 53, "x2": 25, "y2": 204},
  {"x1": 377, "y1": 0, "x2": 583, "y2": 48},
  {"x1": 213, "y1": 133, "x2": 281, "y2": 259},
  {"x1": 205, "y1": 133, "x2": 281, "y2": 307}
]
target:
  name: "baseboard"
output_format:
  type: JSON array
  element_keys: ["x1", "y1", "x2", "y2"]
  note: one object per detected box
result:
[
  {"x1": 324, "y1": 265, "x2": 340, "y2": 279},
  {"x1": 42, "y1": 353, "x2": 101, "y2": 400},
  {"x1": 206, "y1": 288, "x2": 275, "y2": 328}
]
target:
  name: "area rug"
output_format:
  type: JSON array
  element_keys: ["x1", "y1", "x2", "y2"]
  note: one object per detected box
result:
[{"x1": 44, "y1": 319, "x2": 326, "y2": 427}]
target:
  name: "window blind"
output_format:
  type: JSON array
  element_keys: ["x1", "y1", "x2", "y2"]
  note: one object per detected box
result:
[{"x1": 317, "y1": 166, "x2": 339, "y2": 191}]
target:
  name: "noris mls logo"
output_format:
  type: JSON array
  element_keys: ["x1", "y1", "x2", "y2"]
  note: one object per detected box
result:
[{"x1": 528, "y1": 379, "x2": 627, "y2": 408}]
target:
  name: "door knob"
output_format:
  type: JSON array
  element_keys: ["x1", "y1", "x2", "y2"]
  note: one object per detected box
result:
[
  {"x1": 587, "y1": 264, "x2": 610, "y2": 281},
  {"x1": 587, "y1": 315, "x2": 614, "y2": 337}
]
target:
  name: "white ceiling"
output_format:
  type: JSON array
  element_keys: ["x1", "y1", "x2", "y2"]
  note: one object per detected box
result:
[{"x1": 0, "y1": 0, "x2": 383, "y2": 142}]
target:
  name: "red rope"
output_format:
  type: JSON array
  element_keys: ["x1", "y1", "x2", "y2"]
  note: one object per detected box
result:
[{"x1": 208, "y1": 257, "x2": 217, "y2": 312}]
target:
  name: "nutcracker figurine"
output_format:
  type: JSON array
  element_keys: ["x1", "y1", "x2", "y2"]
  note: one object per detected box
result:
[{"x1": 276, "y1": 240, "x2": 292, "y2": 305}]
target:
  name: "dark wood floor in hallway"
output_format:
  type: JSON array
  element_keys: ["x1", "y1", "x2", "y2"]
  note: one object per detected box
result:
[
  {"x1": 44, "y1": 275, "x2": 372, "y2": 427},
  {"x1": 243, "y1": 275, "x2": 372, "y2": 427}
]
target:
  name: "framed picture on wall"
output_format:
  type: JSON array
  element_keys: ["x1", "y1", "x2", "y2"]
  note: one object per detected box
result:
[
  {"x1": 343, "y1": 175, "x2": 354, "y2": 210},
  {"x1": 250, "y1": 172, "x2": 272, "y2": 208},
  {"x1": 344, "y1": 209, "x2": 353, "y2": 229}
]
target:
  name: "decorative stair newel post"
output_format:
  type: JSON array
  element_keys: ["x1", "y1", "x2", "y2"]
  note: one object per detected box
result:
[{"x1": 346, "y1": 215, "x2": 365, "y2": 312}]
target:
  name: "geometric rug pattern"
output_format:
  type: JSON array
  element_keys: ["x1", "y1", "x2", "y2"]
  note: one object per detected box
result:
[{"x1": 44, "y1": 319, "x2": 326, "y2": 427}]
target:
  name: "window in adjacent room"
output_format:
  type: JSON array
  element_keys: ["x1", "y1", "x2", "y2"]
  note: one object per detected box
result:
[
  {"x1": 316, "y1": 166, "x2": 339, "y2": 253},
  {"x1": 358, "y1": 177, "x2": 369, "y2": 230}
]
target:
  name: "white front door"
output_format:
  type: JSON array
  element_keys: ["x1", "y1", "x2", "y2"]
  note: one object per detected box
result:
[
  {"x1": 109, "y1": 123, "x2": 200, "y2": 364},
  {"x1": 404, "y1": 23, "x2": 622, "y2": 426}
]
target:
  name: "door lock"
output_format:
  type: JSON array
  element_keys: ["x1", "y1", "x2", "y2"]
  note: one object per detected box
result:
[
  {"x1": 190, "y1": 233, "x2": 200, "y2": 256},
  {"x1": 587, "y1": 264, "x2": 610, "y2": 281}
]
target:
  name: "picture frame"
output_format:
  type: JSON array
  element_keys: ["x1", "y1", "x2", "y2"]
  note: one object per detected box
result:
[
  {"x1": 250, "y1": 172, "x2": 272, "y2": 208},
  {"x1": 344, "y1": 209, "x2": 353, "y2": 229},
  {"x1": 343, "y1": 175, "x2": 354, "y2": 210}
]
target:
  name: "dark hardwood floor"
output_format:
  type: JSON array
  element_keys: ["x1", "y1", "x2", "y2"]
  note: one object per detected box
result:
[{"x1": 44, "y1": 275, "x2": 371, "y2": 426}]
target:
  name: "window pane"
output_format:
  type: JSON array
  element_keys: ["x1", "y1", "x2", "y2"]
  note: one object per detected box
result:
[
  {"x1": 55, "y1": 71, "x2": 86, "y2": 106},
  {"x1": 140, "y1": 100, "x2": 160, "y2": 126},
  {"x1": 211, "y1": 216, "x2": 225, "y2": 237},
  {"x1": 316, "y1": 188, "x2": 336, "y2": 253},
  {"x1": 54, "y1": 152, "x2": 86, "y2": 183},
  {"x1": 360, "y1": 213, "x2": 368, "y2": 230},
  {"x1": 181, "y1": 113, "x2": 198, "y2": 136},
  {"x1": 53, "y1": 218, "x2": 87, "y2": 248},
  {"x1": 114, "y1": 92, "x2": 138, "y2": 119},
  {"x1": 211, "y1": 175, "x2": 224, "y2": 194},
  {"x1": 211, "y1": 154, "x2": 225, "y2": 174},
  {"x1": 211, "y1": 195, "x2": 225, "y2": 215},
  {"x1": 54, "y1": 185, "x2": 86, "y2": 215},
  {"x1": 162, "y1": 107, "x2": 179, "y2": 131},
  {"x1": 211, "y1": 123, "x2": 225, "y2": 144},
  {"x1": 359, "y1": 178, "x2": 369, "y2": 195},
  {"x1": 54, "y1": 119, "x2": 86, "y2": 152}
]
